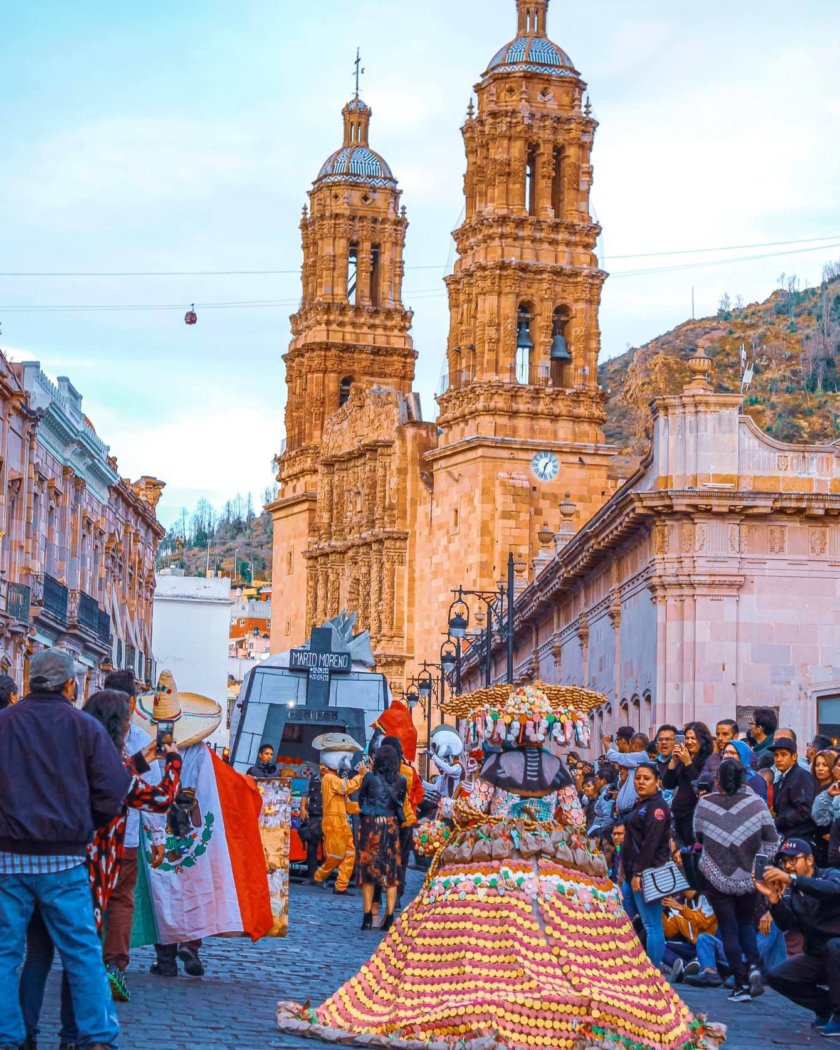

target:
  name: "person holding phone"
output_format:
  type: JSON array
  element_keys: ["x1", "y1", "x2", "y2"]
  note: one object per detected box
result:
[
  {"x1": 756, "y1": 838, "x2": 840, "y2": 1036},
  {"x1": 693, "y1": 758, "x2": 778, "y2": 1002},
  {"x1": 662, "y1": 722, "x2": 714, "y2": 847}
]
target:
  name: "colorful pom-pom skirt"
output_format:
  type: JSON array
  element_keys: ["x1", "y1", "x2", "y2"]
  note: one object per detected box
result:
[{"x1": 277, "y1": 851, "x2": 720, "y2": 1050}]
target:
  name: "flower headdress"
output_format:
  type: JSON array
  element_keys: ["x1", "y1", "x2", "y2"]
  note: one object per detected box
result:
[{"x1": 443, "y1": 681, "x2": 606, "y2": 750}]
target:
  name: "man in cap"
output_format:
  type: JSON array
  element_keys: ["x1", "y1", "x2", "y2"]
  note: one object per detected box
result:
[
  {"x1": 0, "y1": 647, "x2": 130, "y2": 1050},
  {"x1": 756, "y1": 838, "x2": 840, "y2": 1036},
  {"x1": 769, "y1": 738, "x2": 817, "y2": 841}
]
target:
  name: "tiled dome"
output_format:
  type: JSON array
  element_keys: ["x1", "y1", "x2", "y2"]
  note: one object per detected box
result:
[
  {"x1": 486, "y1": 35, "x2": 577, "y2": 77},
  {"x1": 316, "y1": 146, "x2": 396, "y2": 188}
]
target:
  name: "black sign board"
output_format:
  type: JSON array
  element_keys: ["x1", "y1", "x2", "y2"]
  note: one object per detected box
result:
[{"x1": 289, "y1": 627, "x2": 352, "y2": 709}]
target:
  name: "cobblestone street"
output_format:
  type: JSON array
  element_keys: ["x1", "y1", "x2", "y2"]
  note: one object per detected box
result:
[{"x1": 36, "y1": 870, "x2": 819, "y2": 1050}]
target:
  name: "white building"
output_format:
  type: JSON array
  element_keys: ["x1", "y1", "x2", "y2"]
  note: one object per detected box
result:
[{"x1": 153, "y1": 572, "x2": 231, "y2": 748}]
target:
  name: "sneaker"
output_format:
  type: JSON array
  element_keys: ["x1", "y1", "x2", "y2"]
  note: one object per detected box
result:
[
  {"x1": 813, "y1": 1016, "x2": 831, "y2": 1031},
  {"x1": 177, "y1": 945, "x2": 205, "y2": 977},
  {"x1": 149, "y1": 961, "x2": 178, "y2": 978},
  {"x1": 684, "y1": 961, "x2": 701, "y2": 977},
  {"x1": 684, "y1": 970, "x2": 723, "y2": 988},
  {"x1": 822, "y1": 1017, "x2": 840, "y2": 1038},
  {"x1": 667, "y1": 958, "x2": 685, "y2": 984},
  {"x1": 727, "y1": 985, "x2": 752, "y2": 1003},
  {"x1": 106, "y1": 965, "x2": 130, "y2": 1002},
  {"x1": 748, "y1": 964, "x2": 764, "y2": 999}
]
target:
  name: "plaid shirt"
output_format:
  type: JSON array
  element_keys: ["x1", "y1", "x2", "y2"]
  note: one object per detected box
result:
[{"x1": 0, "y1": 852, "x2": 85, "y2": 875}]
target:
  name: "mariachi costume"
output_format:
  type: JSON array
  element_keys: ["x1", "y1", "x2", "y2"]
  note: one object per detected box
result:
[{"x1": 277, "y1": 683, "x2": 722, "y2": 1050}]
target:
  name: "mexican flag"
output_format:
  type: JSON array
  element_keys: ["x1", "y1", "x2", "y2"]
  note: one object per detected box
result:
[{"x1": 132, "y1": 746, "x2": 272, "y2": 945}]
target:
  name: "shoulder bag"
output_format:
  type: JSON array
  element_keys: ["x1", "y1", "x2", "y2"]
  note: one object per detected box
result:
[{"x1": 641, "y1": 859, "x2": 689, "y2": 903}]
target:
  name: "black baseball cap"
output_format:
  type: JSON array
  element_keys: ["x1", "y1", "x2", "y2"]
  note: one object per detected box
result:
[
  {"x1": 767, "y1": 739, "x2": 797, "y2": 753},
  {"x1": 776, "y1": 837, "x2": 813, "y2": 857}
]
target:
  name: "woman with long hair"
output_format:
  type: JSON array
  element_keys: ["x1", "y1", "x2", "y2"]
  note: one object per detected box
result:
[
  {"x1": 693, "y1": 758, "x2": 778, "y2": 1003},
  {"x1": 663, "y1": 721, "x2": 715, "y2": 847},
  {"x1": 358, "y1": 743, "x2": 406, "y2": 932},
  {"x1": 20, "y1": 689, "x2": 181, "y2": 1046},
  {"x1": 812, "y1": 751, "x2": 840, "y2": 866},
  {"x1": 813, "y1": 750, "x2": 835, "y2": 791}
]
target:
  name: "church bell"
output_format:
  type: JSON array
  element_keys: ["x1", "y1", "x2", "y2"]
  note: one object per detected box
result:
[
  {"x1": 516, "y1": 320, "x2": 534, "y2": 350},
  {"x1": 550, "y1": 333, "x2": 572, "y2": 361}
]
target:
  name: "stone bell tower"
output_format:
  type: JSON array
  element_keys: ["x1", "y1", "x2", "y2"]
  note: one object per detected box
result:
[
  {"x1": 270, "y1": 91, "x2": 417, "y2": 651},
  {"x1": 418, "y1": 0, "x2": 618, "y2": 656}
]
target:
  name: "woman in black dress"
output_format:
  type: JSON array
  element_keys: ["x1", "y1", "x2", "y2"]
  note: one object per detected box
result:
[{"x1": 358, "y1": 744, "x2": 406, "y2": 931}]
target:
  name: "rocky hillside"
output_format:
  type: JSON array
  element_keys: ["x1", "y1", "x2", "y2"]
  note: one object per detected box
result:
[{"x1": 600, "y1": 266, "x2": 840, "y2": 454}]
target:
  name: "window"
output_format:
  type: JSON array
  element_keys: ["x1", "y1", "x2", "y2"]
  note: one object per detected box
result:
[
  {"x1": 525, "y1": 145, "x2": 537, "y2": 215},
  {"x1": 552, "y1": 147, "x2": 565, "y2": 217},
  {"x1": 339, "y1": 376, "x2": 353, "y2": 407},
  {"x1": 347, "y1": 243, "x2": 359, "y2": 305},
  {"x1": 818, "y1": 695, "x2": 840, "y2": 744},
  {"x1": 370, "y1": 245, "x2": 381, "y2": 307}
]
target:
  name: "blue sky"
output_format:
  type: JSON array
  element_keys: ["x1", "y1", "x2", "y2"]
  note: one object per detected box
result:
[{"x1": 1, "y1": 0, "x2": 838, "y2": 525}]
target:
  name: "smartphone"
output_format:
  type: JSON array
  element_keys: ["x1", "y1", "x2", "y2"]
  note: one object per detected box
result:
[
  {"x1": 156, "y1": 719, "x2": 175, "y2": 757},
  {"x1": 675, "y1": 732, "x2": 686, "y2": 746},
  {"x1": 753, "y1": 854, "x2": 770, "y2": 882}
]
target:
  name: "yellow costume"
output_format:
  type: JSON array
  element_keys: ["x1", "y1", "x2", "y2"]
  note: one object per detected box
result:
[{"x1": 314, "y1": 768, "x2": 363, "y2": 892}]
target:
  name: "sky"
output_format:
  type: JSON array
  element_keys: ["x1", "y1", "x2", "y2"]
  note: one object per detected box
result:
[{"x1": 1, "y1": 0, "x2": 838, "y2": 526}]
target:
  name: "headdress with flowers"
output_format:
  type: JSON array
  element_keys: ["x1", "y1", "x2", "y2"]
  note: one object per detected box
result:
[{"x1": 443, "y1": 681, "x2": 606, "y2": 750}]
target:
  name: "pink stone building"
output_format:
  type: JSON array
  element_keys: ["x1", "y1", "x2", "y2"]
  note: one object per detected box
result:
[{"x1": 463, "y1": 353, "x2": 840, "y2": 746}]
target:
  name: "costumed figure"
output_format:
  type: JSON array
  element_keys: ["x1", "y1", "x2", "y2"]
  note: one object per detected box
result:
[
  {"x1": 312, "y1": 732, "x2": 367, "y2": 895},
  {"x1": 370, "y1": 699, "x2": 426, "y2": 904},
  {"x1": 131, "y1": 672, "x2": 272, "y2": 976},
  {"x1": 427, "y1": 723, "x2": 466, "y2": 802},
  {"x1": 277, "y1": 683, "x2": 723, "y2": 1050}
]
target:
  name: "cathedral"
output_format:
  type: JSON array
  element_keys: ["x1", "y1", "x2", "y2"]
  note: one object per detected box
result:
[{"x1": 269, "y1": 0, "x2": 625, "y2": 697}]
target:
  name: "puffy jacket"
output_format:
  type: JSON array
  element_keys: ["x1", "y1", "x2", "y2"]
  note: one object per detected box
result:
[
  {"x1": 813, "y1": 787, "x2": 840, "y2": 828},
  {"x1": 0, "y1": 692, "x2": 131, "y2": 856}
]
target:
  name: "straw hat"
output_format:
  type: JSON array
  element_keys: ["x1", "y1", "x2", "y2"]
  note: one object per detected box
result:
[
  {"x1": 312, "y1": 732, "x2": 363, "y2": 753},
  {"x1": 133, "y1": 670, "x2": 222, "y2": 749}
]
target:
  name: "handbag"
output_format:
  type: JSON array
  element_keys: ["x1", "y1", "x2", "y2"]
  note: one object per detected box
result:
[{"x1": 640, "y1": 860, "x2": 690, "y2": 903}]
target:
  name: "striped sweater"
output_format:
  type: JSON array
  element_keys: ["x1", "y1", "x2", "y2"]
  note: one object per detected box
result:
[{"x1": 693, "y1": 788, "x2": 779, "y2": 895}]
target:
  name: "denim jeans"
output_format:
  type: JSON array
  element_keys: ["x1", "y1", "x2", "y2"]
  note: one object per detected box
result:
[
  {"x1": 625, "y1": 882, "x2": 665, "y2": 967},
  {"x1": 19, "y1": 906, "x2": 78, "y2": 1043},
  {"x1": 0, "y1": 864, "x2": 119, "y2": 1049},
  {"x1": 695, "y1": 924, "x2": 787, "y2": 976},
  {"x1": 696, "y1": 932, "x2": 728, "y2": 972}
]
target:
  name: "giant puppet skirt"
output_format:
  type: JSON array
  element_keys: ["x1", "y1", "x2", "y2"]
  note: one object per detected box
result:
[{"x1": 276, "y1": 839, "x2": 724, "y2": 1050}]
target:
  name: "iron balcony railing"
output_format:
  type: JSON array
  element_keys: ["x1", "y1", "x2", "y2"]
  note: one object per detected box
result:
[
  {"x1": 77, "y1": 591, "x2": 100, "y2": 632},
  {"x1": 97, "y1": 608, "x2": 111, "y2": 643},
  {"x1": 6, "y1": 582, "x2": 31, "y2": 623},
  {"x1": 42, "y1": 574, "x2": 69, "y2": 623}
]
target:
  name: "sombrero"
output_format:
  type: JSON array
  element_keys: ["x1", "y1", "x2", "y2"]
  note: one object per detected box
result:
[
  {"x1": 312, "y1": 732, "x2": 363, "y2": 753},
  {"x1": 133, "y1": 670, "x2": 222, "y2": 749}
]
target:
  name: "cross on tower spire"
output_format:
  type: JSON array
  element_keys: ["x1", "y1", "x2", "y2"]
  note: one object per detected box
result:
[{"x1": 353, "y1": 47, "x2": 365, "y2": 99}]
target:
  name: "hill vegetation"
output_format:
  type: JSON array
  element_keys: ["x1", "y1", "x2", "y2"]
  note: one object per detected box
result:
[{"x1": 600, "y1": 264, "x2": 840, "y2": 453}]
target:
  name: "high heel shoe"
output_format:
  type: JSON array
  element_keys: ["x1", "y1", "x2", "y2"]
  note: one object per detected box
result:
[
  {"x1": 380, "y1": 912, "x2": 395, "y2": 932},
  {"x1": 361, "y1": 911, "x2": 373, "y2": 930}
]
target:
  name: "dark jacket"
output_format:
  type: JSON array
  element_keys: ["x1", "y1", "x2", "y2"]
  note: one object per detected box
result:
[
  {"x1": 662, "y1": 752, "x2": 712, "y2": 817},
  {"x1": 246, "y1": 762, "x2": 278, "y2": 779},
  {"x1": 774, "y1": 764, "x2": 817, "y2": 839},
  {"x1": 0, "y1": 692, "x2": 130, "y2": 856},
  {"x1": 771, "y1": 867, "x2": 840, "y2": 952},
  {"x1": 622, "y1": 790, "x2": 672, "y2": 878},
  {"x1": 359, "y1": 771, "x2": 406, "y2": 819}
]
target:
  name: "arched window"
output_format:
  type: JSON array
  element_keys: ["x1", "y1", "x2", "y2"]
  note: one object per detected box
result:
[
  {"x1": 347, "y1": 243, "x2": 359, "y2": 305},
  {"x1": 339, "y1": 377, "x2": 353, "y2": 407},
  {"x1": 525, "y1": 145, "x2": 537, "y2": 215},
  {"x1": 515, "y1": 303, "x2": 533, "y2": 385},
  {"x1": 552, "y1": 146, "x2": 565, "y2": 217}
]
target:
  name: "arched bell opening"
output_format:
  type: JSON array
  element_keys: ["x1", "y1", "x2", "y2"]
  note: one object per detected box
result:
[{"x1": 549, "y1": 305, "x2": 572, "y2": 386}]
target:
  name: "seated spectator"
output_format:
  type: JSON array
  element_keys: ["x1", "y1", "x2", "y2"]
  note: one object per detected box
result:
[
  {"x1": 770, "y1": 739, "x2": 817, "y2": 841},
  {"x1": 757, "y1": 837, "x2": 840, "y2": 1036},
  {"x1": 693, "y1": 758, "x2": 779, "y2": 1002},
  {"x1": 686, "y1": 902, "x2": 786, "y2": 987},
  {"x1": 661, "y1": 891, "x2": 718, "y2": 983},
  {"x1": 662, "y1": 722, "x2": 714, "y2": 847},
  {"x1": 748, "y1": 707, "x2": 778, "y2": 769},
  {"x1": 720, "y1": 740, "x2": 768, "y2": 801}
]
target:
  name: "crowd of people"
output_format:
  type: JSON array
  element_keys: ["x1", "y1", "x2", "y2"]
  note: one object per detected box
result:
[{"x1": 568, "y1": 708, "x2": 840, "y2": 1036}]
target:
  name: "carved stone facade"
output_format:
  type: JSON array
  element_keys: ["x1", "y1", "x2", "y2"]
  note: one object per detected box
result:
[{"x1": 0, "y1": 357, "x2": 165, "y2": 696}]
